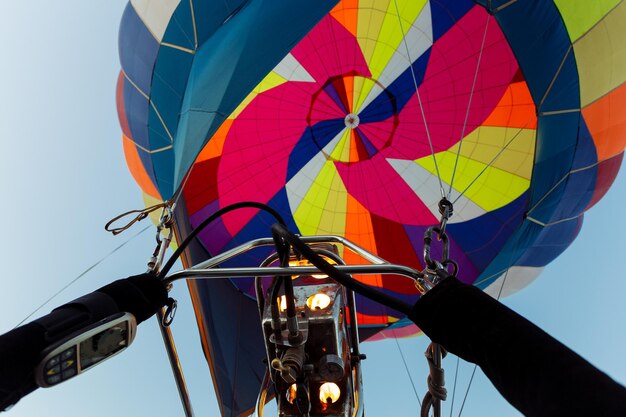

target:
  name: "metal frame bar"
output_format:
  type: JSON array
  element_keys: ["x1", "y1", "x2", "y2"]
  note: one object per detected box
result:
[
  {"x1": 160, "y1": 235, "x2": 422, "y2": 417},
  {"x1": 255, "y1": 370, "x2": 272, "y2": 417},
  {"x1": 164, "y1": 235, "x2": 423, "y2": 287},
  {"x1": 156, "y1": 309, "x2": 195, "y2": 417},
  {"x1": 187, "y1": 235, "x2": 389, "y2": 271},
  {"x1": 166, "y1": 264, "x2": 422, "y2": 285},
  {"x1": 351, "y1": 361, "x2": 364, "y2": 417}
]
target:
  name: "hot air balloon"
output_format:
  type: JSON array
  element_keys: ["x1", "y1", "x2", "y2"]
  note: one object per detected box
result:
[{"x1": 117, "y1": 0, "x2": 626, "y2": 415}]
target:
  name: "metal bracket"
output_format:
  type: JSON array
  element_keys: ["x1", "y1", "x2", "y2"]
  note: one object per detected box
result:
[{"x1": 269, "y1": 320, "x2": 309, "y2": 347}]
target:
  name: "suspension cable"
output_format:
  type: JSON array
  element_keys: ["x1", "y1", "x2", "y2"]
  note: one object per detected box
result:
[
  {"x1": 392, "y1": 0, "x2": 445, "y2": 198},
  {"x1": 456, "y1": 364, "x2": 478, "y2": 417},
  {"x1": 448, "y1": 357, "x2": 460, "y2": 417},
  {"x1": 168, "y1": 162, "x2": 196, "y2": 213},
  {"x1": 393, "y1": 331, "x2": 423, "y2": 408},
  {"x1": 14, "y1": 224, "x2": 151, "y2": 328},
  {"x1": 448, "y1": 14, "x2": 491, "y2": 199},
  {"x1": 451, "y1": 116, "x2": 534, "y2": 205}
]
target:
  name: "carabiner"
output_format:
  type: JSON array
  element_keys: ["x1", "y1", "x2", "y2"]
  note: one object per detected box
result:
[
  {"x1": 162, "y1": 297, "x2": 178, "y2": 327},
  {"x1": 437, "y1": 198, "x2": 453, "y2": 235},
  {"x1": 423, "y1": 226, "x2": 450, "y2": 270},
  {"x1": 147, "y1": 205, "x2": 175, "y2": 274}
]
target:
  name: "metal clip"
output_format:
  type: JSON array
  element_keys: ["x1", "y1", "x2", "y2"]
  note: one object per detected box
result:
[
  {"x1": 162, "y1": 297, "x2": 177, "y2": 327},
  {"x1": 147, "y1": 206, "x2": 174, "y2": 274},
  {"x1": 158, "y1": 205, "x2": 174, "y2": 229},
  {"x1": 437, "y1": 198, "x2": 453, "y2": 235},
  {"x1": 423, "y1": 226, "x2": 459, "y2": 281},
  {"x1": 423, "y1": 226, "x2": 449, "y2": 270}
]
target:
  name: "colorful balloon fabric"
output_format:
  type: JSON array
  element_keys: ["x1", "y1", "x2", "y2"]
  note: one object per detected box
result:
[{"x1": 117, "y1": 1, "x2": 626, "y2": 415}]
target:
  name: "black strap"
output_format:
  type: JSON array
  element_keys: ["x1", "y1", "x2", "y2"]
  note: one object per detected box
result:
[{"x1": 409, "y1": 276, "x2": 626, "y2": 417}]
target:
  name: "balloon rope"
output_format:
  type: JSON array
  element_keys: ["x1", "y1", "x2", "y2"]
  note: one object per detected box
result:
[
  {"x1": 447, "y1": 15, "x2": 491, "y2": 199},
  {"x1": 451, "y1": 116, "x2": 533, "y2": 206},
  {"x1": 493, "y1": 226, "x2": 524, "y2": 302},
  {"x1": 392, "y1": 330, "x2": 423, "y2": 408},
  {"x1": 455, "y1": 365, "x2": 478, "y2": 417},
  {"x1": 168, "y1": 162, "x2": 196, "y2": 213},
  {"x1": 448, "y1": 356, "x2": 460, "y2": 417},
  {"x1": 105, "y1": 203, "x2": 168, "y2": 235},
  {"x1": 13, "y1": 224, "x2": 151, "y2": 328},
  {"x1": 392, "y1": 0, "x2": 445, "y2": 198}
]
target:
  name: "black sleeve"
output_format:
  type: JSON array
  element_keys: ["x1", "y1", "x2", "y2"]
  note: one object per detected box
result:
[
  {"x1": 408, "y1": 276, "x2": 626, "y2": 417},
  {"x1": 0, "y1": 273, "x2": 167, "y2": 411}
]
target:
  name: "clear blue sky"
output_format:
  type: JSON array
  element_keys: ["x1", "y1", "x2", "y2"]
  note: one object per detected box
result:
[{"x1": 0, "y1": 2, "x2": 624, "y2": 416}]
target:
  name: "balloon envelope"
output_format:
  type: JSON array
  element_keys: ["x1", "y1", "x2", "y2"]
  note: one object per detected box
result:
[{"x1": 117, "y1": 1, "x2": 626, "y2": 415}]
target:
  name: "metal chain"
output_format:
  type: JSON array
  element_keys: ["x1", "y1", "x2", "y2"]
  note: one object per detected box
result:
[
  {"x1": 422, "y1": 198, "x2": 457, "y2": 285},
  {"x1": 418, "y1": 199, "x2": 458, "y2": 417}
]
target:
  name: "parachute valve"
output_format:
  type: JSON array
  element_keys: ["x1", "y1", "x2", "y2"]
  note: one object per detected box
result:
[
  {"x1": 271, "y1": 358, "x2": 297, "y2": 384},
  {"x1": 271, "y1": 345, "x2": 305, "y2": 384}
]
